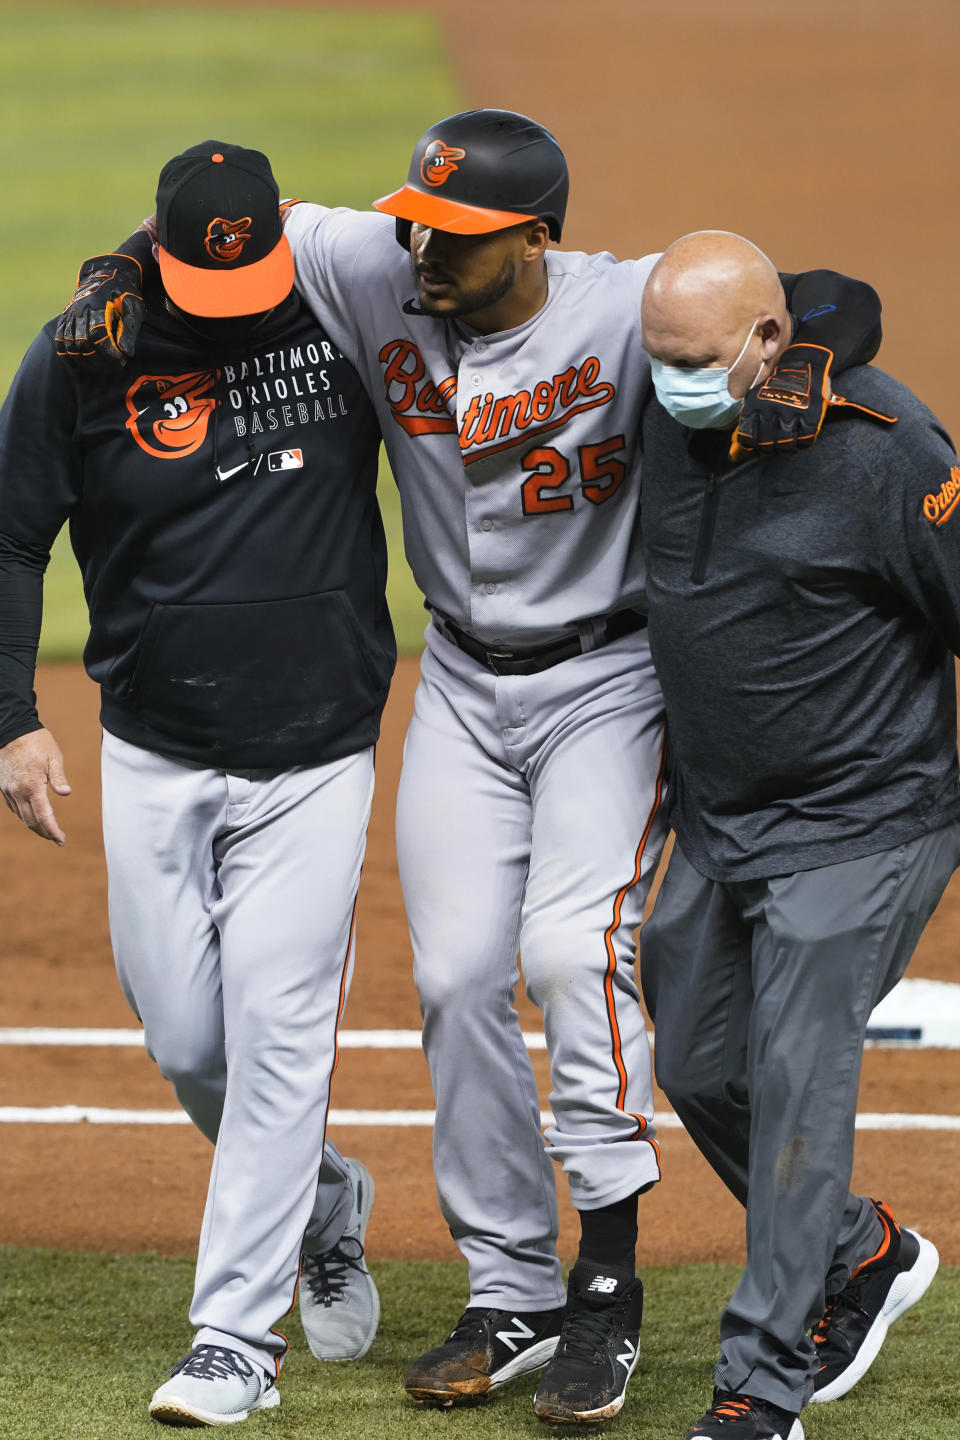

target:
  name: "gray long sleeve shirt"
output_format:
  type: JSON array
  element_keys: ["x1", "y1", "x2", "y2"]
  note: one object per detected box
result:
[{"x1": 641, "y1": 366, "x2": 960, "y2": 881}]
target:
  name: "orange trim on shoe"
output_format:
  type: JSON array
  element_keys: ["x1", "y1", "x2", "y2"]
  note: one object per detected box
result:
[
  {"x1": 712, "y1": 1396, "x2": 752, "y2": 1420},
  {"x1": 849, "y1": 1199, "x2": 900, "y2": 1281}
]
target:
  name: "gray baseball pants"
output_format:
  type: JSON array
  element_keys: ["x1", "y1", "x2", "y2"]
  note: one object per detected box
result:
[
  {"x1": 641, "y1": 824, "x2": 960, "y2": 1413},
  {"x1": 101, "y1": 730, "x2": 374, "y2": 1374},
  {"x1": 397, "y1": 624, "x2": 667, "y2": 1311}
]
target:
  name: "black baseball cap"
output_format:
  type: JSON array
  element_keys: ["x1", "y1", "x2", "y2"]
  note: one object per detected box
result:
[{"x1": 156, "y1": 140, "x2": 294, "y2": 317}]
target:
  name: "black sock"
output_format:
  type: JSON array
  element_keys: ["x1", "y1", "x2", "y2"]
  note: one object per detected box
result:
[{"x1": 577, "y1": 1190, "x2": 639, "y2": 1274}]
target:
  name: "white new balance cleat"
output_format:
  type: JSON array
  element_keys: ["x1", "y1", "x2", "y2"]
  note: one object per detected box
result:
[
  {"x1": 148, "y1": 1344, "x2": 280, "y2": 1426},
  {"x1": 299, "y1": 1156, "x2": 380, "y2": 1361}
]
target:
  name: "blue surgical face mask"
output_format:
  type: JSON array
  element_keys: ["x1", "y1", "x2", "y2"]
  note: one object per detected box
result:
[{"x1": 649, "y1": 323, "x2": 763, "y2": 430}]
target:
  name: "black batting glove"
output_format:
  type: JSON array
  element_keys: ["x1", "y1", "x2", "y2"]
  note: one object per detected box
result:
[
  {"x1": 732, "y1": 342, "x2": 833, "y2": 459},
  {"x1": 54, "y1": 253, "x2": 145, "y2": 366}
]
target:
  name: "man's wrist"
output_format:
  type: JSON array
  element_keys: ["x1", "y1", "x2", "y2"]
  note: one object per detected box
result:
[{"x1": 0, "y1": 717, "x2": 43, "y2": 752}]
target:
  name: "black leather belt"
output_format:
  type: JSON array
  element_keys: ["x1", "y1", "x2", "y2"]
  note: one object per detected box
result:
[{"x1": 436, "y1": 608, "x2": 647, "y2": 677}]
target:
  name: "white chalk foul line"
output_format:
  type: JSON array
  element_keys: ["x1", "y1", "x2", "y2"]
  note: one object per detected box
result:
[
  {"x1": 0, "y1": 1027, "x2": 541, "y2": 1050},
  {"x1": 2, "y1": 1017, "x2": 958, "y2": 1050},
  {"x1": 1, "y1": 1106, "x2": 959, "y2": 1131},
  {"x1": 0, "y1": 1029, "x2": 148, "y2": 1047}
]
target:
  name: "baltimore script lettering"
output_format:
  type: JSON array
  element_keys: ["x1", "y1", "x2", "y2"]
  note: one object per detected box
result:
[{"x1": 377, "y1": 340, "x2": 616, "y2": 458}]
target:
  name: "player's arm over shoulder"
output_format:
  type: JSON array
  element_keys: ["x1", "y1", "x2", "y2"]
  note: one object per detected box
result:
[
  {"x1": 281, "y1": 200, "x2": 391, "y2": 259},
  {"x1": 628, "y1": 252, "x2": 663, "y2": 320},
  {"x1": 782, "y1": 269, "x2": 882, "y2": 371},
  {"x1": 55, "y1": 200, "x2": 396, "y2": 368},
  {"x1": 281, "y1": 202, "x2": 397, "y2": 346}
]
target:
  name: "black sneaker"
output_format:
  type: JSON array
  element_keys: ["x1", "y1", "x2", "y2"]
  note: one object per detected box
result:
[
  {"x1": 811, "y1": 1198, "x2": 939, "y2": 1403},
  {"x1": 532, "y1": 1259, "x2": 644, "y2": 1425},
  {"x1": 404, "y1": 1304, "x2": 564, "y2": 1407},
  {"x1": 685, "y1": 1389, "x2": 803, "y2": 1439}
]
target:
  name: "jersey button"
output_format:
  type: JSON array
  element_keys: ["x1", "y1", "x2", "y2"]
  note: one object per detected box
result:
[
  {"x1": 472, "y1": 375, "x2": 482, "y2": 386},
  {"x1": 480, "y1": 519, "x2": 493, "y2": 531},
  {"x1": 484, "y1": 582, "x2": 497, "y2": 594}
]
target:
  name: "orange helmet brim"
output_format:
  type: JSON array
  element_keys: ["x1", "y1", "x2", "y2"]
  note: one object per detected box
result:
[{"x1": 373, "y1": 184, "x2": 537, "y2": 235}]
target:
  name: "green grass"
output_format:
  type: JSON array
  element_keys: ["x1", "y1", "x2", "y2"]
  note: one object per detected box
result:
[
  {"x1": 0, "y1": 1249, "x2": 957, "y2": 1438},
  {"x1": 0, "y1": 3, "x2": 450, "y2": 657}
]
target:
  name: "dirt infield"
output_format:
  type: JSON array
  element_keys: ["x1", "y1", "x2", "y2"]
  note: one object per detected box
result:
[
  {"x1": 4, "y1": 0, "x2": 960, "y2": 1276},
  {"x1": 3, "y1": 662, "x2": 959, "y2": 1269}
]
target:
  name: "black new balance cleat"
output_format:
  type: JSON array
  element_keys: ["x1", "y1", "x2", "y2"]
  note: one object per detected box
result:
[
  {"x1": 533, "y1": 1259, "x2": 643, "y2": 1425},
  {"x1": 685, "y1": 1389, "x2": 803, "y2": 1439},
  {"x1": 811, "y1": 1198, "x2": 939, "y2": 1403},
  {"x1": 404, "y1": 1304, "x2": 564, "y2": 1407}
]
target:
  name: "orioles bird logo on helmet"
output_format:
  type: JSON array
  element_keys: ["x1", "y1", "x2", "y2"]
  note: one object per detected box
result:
[
  {"x1": 420, "y1": 140, "x2": 466, "y2": 188},
  {"x1": 125, "y1": 372, "x2": 218, "y2": 459},
  {"x1": 204, "y1": 217, "x2": 253, "y2": 262}
]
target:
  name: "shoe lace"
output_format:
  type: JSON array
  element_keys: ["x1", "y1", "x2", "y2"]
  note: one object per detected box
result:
[
  {"x1": 811, "y1": 1294, "x2": 842, "y2": 1346},
  {"x1": 302, "y1": 1236, "x2": 366, "y2": 1308},
  {"x1": 167, "y1": 1347, "x2": 255, "y2": 1382},
  {"x1": 812, "y1": 1278, "x2": 875, "y2": 1348},
  {"x1": 708, "y1": 1391, "x2": 753, "y2": 1421},
  {"x1": 557, "y1": 1297, "x2": 626, "y2": 1365}
]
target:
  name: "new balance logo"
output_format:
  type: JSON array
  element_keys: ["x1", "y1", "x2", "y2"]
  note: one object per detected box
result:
[
  {"x1": 494, "y1": 1317, "x2": 535, "y2": 1354},
  {"x1": 587, "y1": 1276, "x2": 619, "y2": 1294},
  {"x1": 615, "y1": 1338, "x2": 636, "y2": 1372}
]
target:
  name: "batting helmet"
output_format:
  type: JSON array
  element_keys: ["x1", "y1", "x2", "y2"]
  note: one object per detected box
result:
[{"x1": 373, "y1": 109, "x2": 569, "y2": 249}]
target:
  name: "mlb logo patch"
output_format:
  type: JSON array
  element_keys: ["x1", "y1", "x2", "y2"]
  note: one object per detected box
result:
[{"x1": 268, "y1": 448, "x2": 303, "y2": 472}]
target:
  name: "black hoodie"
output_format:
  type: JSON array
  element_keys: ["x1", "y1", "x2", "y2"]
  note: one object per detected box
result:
[{"x1": 0, "y1": 287, "x2": 395, "y2": 769}]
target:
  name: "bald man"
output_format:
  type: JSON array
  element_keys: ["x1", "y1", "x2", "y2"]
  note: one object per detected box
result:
[{"x1": 638, "y1": 232, "x2": 960, "y2": 1440}]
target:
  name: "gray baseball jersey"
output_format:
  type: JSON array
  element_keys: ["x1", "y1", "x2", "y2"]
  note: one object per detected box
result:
[
  {"x1": 283, "y1": 205, "x2": 668, "y2": 1310},
  {"x1": 284, "y1": 206, "x2": 658, "y2": 644}
]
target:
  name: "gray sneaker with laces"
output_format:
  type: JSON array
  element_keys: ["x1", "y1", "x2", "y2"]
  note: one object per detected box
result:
[
  {"x1": 299, "y1": 1156, "x2": 380, "y2": 1361},
  {"x1": 148, "y1": 1344, "x2": 280, "y2": 1426}
]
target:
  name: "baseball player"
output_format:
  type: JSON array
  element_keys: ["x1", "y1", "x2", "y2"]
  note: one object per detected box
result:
[
  {"x1": 639, "y1": 231, "x2": 956, "y2": 1440},
  {"x1": 54, "y1": 110, "x2": 883, "y2": 1427},
  {"x1": 0, "y1": 142, "x2": 394, "y2": 1425}
]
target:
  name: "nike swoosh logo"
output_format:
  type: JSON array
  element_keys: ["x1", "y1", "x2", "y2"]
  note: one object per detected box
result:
[{"x1": 216, "y1": 462, "x2": 249, "y2": 482}]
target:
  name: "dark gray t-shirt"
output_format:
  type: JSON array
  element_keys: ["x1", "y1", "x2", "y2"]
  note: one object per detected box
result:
[{"x1": 642, "y1": 365, "x2": 960, "y2": 881}]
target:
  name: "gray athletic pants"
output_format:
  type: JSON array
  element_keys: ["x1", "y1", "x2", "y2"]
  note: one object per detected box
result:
[
  {"x1": 641, "y1": 825, "x2": 960, "y2": 1413},
  {"x1": 101, "y1": 731, "x2": 374, "y2": 1374}
]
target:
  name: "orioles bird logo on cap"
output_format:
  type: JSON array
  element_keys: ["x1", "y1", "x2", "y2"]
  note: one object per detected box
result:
[
  {"x1": 420, "y1": 140, "x2": 466, "y2": 188},
  {"x1": 204, "y1": 217, "x2": 253, "y2": 262}
]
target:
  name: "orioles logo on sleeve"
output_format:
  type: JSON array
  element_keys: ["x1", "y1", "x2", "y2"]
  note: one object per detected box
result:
[
  {"x1": 125, "y1": 372, "x2": 217, "y2": 459},
  {"x1": 421, "y1": 140, "x2": 466, "y2": 188},
  {"x1": 204, "y1": 217, "x2": 252, "y2": 261},
  {"x1": 923, "y1": 465, "x2": 960, "y2": 527}
]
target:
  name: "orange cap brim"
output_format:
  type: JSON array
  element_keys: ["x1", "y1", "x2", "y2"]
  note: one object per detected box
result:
[
  {"x1": 373, "y1": 185, "x2": 536, "y2": 235},
  {"x1": 158, "y1": 233, "x2": 295, "y2": 317}
]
